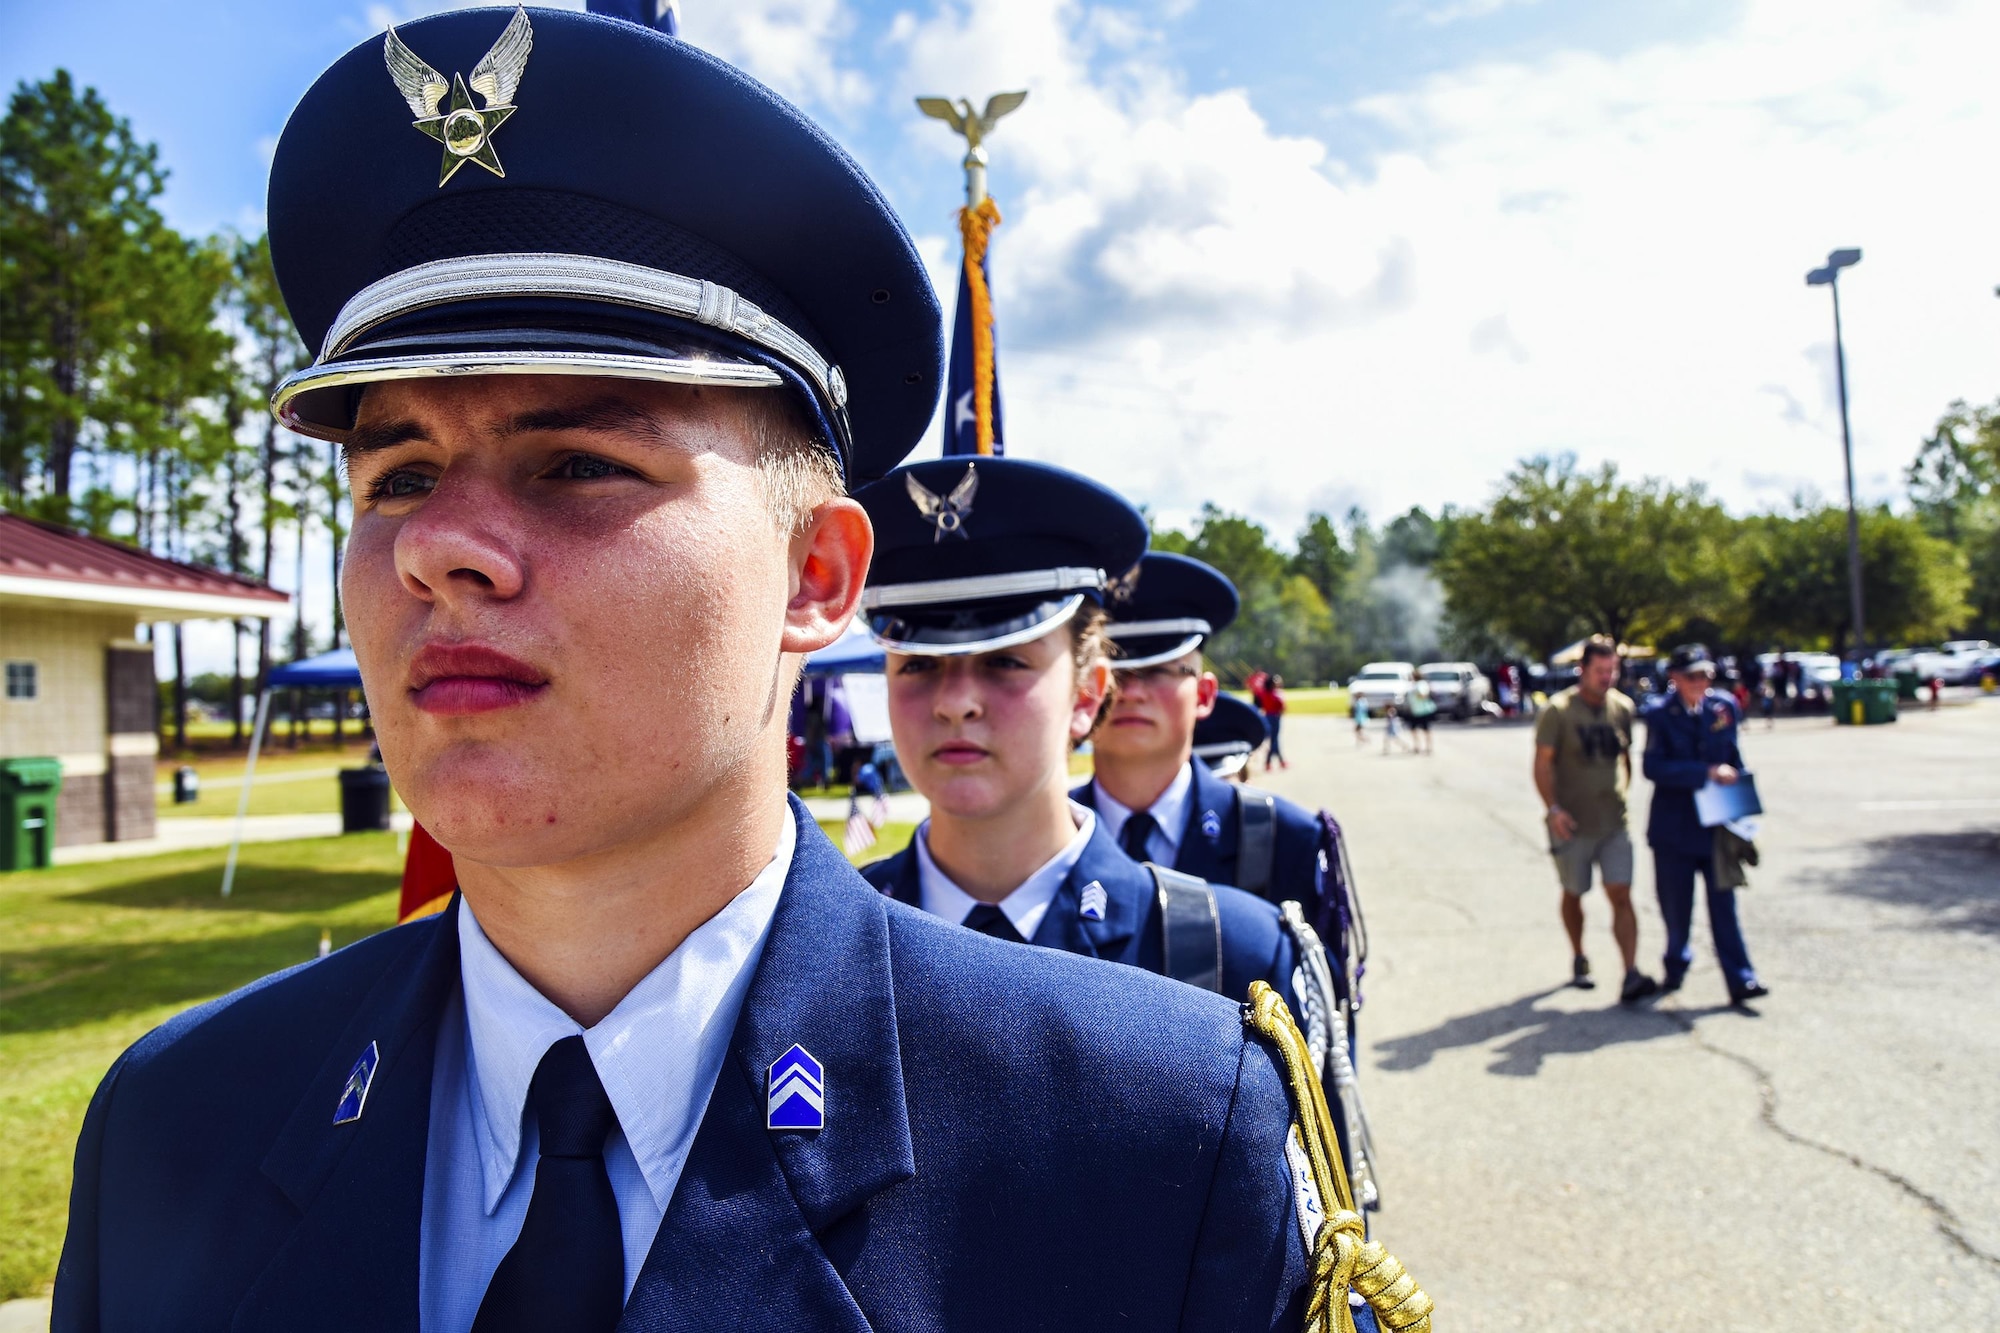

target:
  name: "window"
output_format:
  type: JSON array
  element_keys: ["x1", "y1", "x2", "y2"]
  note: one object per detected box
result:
[{"x1": 5, "y1": 661, "x2": 36, "y2": 700}]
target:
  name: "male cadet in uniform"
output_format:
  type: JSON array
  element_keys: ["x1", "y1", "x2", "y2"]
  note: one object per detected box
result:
[
  {"x1": 1075, "y1": 552, "x2": 1382, "y2": 1212},
  {"x1": 1078, "y1": 553, "x2": 1332, "y2": 928},
  {"x1": 54, "y1": 9, "x2": 1429, "y2": 1333},
  {"x1": 1533, "y1": 635, "x2": 1659, "y2": 1004},
  {"x1": 1644, "y1": 645, "x2": 1768, "y2": 1006},
  {"x1": 851, "y1": 458, "x2": 1305, "y2": 1009}
]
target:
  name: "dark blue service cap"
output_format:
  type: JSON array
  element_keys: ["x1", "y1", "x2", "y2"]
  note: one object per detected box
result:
[
  {"x1": 1106, "y1": 552, "x2": 1238, "y2": 668},
  {"x1": 1193, "y1": 693, "x2": 1268, "y2": 776},
  {"x1": 265, "y1": 5, "x2": 943, "y2": 482},
  {"x1": 854, "y1": 457, "x2": 1148, "y2": 655},
  {"x1": 1666, "y1": 644, "x2": 1716, "y2": 674}
]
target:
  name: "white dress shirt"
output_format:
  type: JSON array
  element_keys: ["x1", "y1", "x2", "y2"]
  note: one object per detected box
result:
[
  {"x1": 419, "y1": 813, "x2": 795, "y2": 1333},
  {"x1": 914, "y1": 803, "x2": 1096, "y2": 941},
  {"x1": 1091, "y1": 761, "x2": 1194, "y2": 866}
]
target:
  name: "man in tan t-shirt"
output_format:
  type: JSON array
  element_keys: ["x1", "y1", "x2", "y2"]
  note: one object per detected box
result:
[{"x1": 1532, "y1": 636, "x2": 1659, "y2": 1004}]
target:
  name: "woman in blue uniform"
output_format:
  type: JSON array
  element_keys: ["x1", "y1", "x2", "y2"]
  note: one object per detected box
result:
[{"x1": 851, "y1": 457, "x2": 1304, "y2": 1005}]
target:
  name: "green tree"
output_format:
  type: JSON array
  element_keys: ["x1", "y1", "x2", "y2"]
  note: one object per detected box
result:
[
  {"x1": 1437, "y1": 455, "x2": 1734, "y2": 658},
  {"x1": 0, "y1": 71, "x2": 168, "y2": 506},
  {"x1": 227, "y1": 232, "x2": 309, "y2": 730},
  {"x1": 1288, "y1": 511, "x2": 1353, "y2": 608},
  {"x1": 1739, "y1": 506, "x2": 1971, "y2": 654},
  {"x1": 1907, "y1": 398, "x2": 2000, "y2": 635}
]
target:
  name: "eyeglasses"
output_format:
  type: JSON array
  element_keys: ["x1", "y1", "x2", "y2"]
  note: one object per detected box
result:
[{"x1": 1113, "y1": 663, "x2": 1200, "y2": 687}]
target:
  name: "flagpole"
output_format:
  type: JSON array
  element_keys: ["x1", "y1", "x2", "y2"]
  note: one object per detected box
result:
[{"x1": 917, "y1": 92, "x2": 1026, "y2": 456}]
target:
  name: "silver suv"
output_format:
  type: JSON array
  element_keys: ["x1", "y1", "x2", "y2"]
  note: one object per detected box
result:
[{"x1": 1418, "y1": 661, "x2": 1494, "y2": 720}]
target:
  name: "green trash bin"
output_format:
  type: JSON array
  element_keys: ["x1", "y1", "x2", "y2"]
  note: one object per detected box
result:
[
  {"x1": 1, "y1": 756, "x2": 62, "y2": 871},
  {"x1": 1893, "y1": 670, "x2": 1921, "y2": 701},
  {"x1": 1831, "y1": 680, "x2": 1898, "y2": 726}
]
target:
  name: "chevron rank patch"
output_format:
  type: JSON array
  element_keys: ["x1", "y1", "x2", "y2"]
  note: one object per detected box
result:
[
  {"x1": 1078, "y1": 881, "x2": 1109, "y2": 922},
  {"x1": 767, "y1": 1044, "x2": 825, "y2": 1131},
  {"x1": 333, "y1": 1041, "x2": 381, "y2": 1125}
]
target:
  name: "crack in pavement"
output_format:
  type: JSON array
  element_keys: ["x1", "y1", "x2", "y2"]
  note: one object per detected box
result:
[{"x1": 1659, "y1": 1004, "x2": 2000, "y2": 1272}]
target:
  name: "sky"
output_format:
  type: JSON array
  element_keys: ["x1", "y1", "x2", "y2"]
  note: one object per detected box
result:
[{"x1": 6, "y1": 0, "x2": 1999, "y2": 673}]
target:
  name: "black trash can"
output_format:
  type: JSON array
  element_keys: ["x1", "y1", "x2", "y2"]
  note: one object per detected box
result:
[
  {"x1": 173, "y1": 765, "x2": 201, "y2": 804},
  {"x1": 338, "y1": 767, "x2": 393, "y2": 833}
]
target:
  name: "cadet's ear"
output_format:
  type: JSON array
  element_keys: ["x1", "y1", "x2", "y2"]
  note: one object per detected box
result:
[
  {"x1": 1071, "y1": 657, "x2": 1112, "y2": 744},
  {"x1": 782, "y1": 497, "x2": 872, "y2": 656},
  {"x1": 1194, "y1": 671, "x2": 1220, "y2": 718}
]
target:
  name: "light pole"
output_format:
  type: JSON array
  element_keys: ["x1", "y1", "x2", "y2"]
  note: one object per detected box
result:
[{"x1": 1806, "y1": 247, "x2": 1864, "y2": 660}]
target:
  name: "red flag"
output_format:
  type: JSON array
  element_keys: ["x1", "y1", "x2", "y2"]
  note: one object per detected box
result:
[{"x1": 398, "y1": 821, "x2": 457, "y2": 922}]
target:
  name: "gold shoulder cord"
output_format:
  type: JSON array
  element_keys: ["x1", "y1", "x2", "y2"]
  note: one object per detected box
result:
[{"x1": 1245, "y1": 982, "x2": 1434, "y2": 1333}]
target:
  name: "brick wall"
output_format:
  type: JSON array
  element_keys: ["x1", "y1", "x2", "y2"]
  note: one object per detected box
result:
[{"x1": 54, "y1": 767, "x2": 107, "y2": 847}]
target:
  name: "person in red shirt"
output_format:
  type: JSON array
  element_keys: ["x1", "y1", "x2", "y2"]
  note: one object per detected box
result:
[{"x1": 1260, "y1": 673, "x2": 1289, "y2": 771}]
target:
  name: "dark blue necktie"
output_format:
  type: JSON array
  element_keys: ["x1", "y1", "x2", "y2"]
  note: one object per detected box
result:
[
  {"x1": 962, "y1": 902, "x2": 1026, "y2": 944},
  {"x1": 472, "y1": 1035, "x2": 624, "y2": 1333},
  {"x1": 1120, "y1": 811, "x2": 1159, "y2": 862}
]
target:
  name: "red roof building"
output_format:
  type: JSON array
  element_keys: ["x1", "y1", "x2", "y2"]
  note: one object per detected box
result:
[{"x1": 2, "y1": 513, "x2": 290, "y2": 855}]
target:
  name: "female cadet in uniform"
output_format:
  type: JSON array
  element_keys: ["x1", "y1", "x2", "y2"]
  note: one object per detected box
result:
[{"x1": 853, "y1": 457, "x2": 1305, "y2": 1006}]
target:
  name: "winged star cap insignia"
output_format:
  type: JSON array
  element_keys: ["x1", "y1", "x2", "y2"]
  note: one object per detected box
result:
[
  {"x1": 384, "y1": 6, "x2": 533, "y2": 186},
  {"x1": 906, "y1": 463, "x2": 978, "y2": 542}
]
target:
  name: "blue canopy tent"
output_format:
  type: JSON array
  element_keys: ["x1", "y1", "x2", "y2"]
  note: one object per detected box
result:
[
  {"x1": 266, "y1": 647, "x2": 362, "y2": 688},
  {"x1": 222, "y1": 648, "x2": 369, "y2": 897},
  {"x1": 803, "y1": 631, "x2": 885, "y2": 677}
]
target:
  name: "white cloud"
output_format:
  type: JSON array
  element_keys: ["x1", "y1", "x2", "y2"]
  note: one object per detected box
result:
[
  {"x1": 679, "y1": 0, "x2": 873, "y2": 114},
  {"x1": 885, "y1": 0, "x2": 2000, "y2": 542}
]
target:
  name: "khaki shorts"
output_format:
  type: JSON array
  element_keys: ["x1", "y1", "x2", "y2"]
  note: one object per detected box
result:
[{"x1": 1550, "y1": 826, "x2": 1634, "y2": 896}]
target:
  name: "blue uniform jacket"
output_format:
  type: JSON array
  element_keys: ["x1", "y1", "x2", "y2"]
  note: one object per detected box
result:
[
  {"x1": 1642, "y1": 689, "x2": 1745, "y2": 857},
  {"x1": 55, "y1": 799, "x2": 1316, "y2": 1331},
  {"x1": 861, "y1": 811, "x2": 1302, "y2": 1012},
  {"x1": 1072, "y1": 759, "x2": 1325, "y2": 920}
]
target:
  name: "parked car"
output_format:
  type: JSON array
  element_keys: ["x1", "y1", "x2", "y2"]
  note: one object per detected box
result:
[
  {"x1": 1347, "y1": 662, "x2": 1417, "y2": 710},
  {"x1": 1938, "y1": 641, "x2": 1996, "y2": 685},
  {"x1": 1417, "y1": 661, "x2": 1493, "y2": 719}
]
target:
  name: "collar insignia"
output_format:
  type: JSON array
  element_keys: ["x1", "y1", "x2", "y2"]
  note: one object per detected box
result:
[
  {"x1": 1201, "y1": 808, "x2": 1222, "y2": 840},
  {"x1": 384, "y1": 6, "x2": 534, "y2": 186},
  {"x1": 767, "y1": 1044, "x2": 825, "y2": 1131},
  {"x1": 333, "y1": 1040, "x2": 380, "y2": 1125},
  {"x1": 1078, "y1": 880, "x2": 1108, "y2": 921},
  {"x1": 905, "y1": 463, "x2": 978, "y2": 541}
]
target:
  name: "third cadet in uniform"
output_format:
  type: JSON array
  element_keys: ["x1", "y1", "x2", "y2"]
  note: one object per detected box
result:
[
  {"x1": 1075, "y1": 550, "x2": 1382, "y2": 1211},
  {"x1": 55, "y1": 9, "x2": 1427, "y2": 1331},
  {"x1": 852, "y1": 458, "x2": 1309, "y2": 1010},
  {"x1": 1077, "y1": 553, "x2": 1337, "y2": 929}
]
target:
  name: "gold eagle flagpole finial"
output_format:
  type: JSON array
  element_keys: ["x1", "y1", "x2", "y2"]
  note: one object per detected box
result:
[{"x1": 915, "y1": 90, "x2": 1025, "y2": 456}]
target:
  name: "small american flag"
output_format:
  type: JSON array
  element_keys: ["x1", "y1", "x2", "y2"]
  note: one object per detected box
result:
[
  {"x1": 844, "y1": 803, "x2": 877, "y2": 856},
  {"x1": 843, "y1": 793, "x2": 891, "y2": 857}
]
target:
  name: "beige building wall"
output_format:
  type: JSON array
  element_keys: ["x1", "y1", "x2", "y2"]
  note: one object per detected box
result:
[{"x1": 2, "y1": 603, "x2": 143, "y2": 845}]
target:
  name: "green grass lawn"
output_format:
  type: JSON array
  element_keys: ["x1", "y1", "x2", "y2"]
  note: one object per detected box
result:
[
  {"x1": 151, "y1": 741, "x2": 391, "y2": 820},
  {"x1": 0, "y1": 834, "x2": 404, "y2": 1301},
  {"x1": 1225, "y1": 686, "x2": 1352, "y2": 716},
  {"x1": 0, "y1": 820, "x2": 905, "y2": 1300}
]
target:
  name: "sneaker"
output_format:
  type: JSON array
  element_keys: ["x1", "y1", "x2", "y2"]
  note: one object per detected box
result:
[
  {"x1": 1620, "y1": 971, "x2": 1660, "y2": 1005},
  {"x1": 1730, "y1": 982, "x2": 1771, "y2": 1004},
  {"x1": 1658, "y1": 970, "x2": 1685, "y2": 995},
  {"x1": 1571, "y1": 956, "x2": 1595, "y2": 990}
]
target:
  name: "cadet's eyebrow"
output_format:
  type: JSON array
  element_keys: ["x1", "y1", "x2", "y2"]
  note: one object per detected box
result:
[
  {"x1": 342, "y1": 418, "x2": 428, "y2": 461},
  {"x1": 498, "y1": 397, "x2": 667, "y2": 443}
]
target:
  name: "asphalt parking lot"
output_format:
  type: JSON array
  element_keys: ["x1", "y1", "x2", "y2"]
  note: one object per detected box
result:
[{"x1": 1252, "y1": 701, "x2": 2000, "y2": 1330}]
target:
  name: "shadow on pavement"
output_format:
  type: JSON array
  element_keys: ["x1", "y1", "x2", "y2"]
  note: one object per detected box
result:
[
  {"x1": 1372, "y1": 986, "x2": 1743, "y2": 1077},
  {"x1": 1819, "y1": 828, "x2": 2000, "y2": 935}
]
